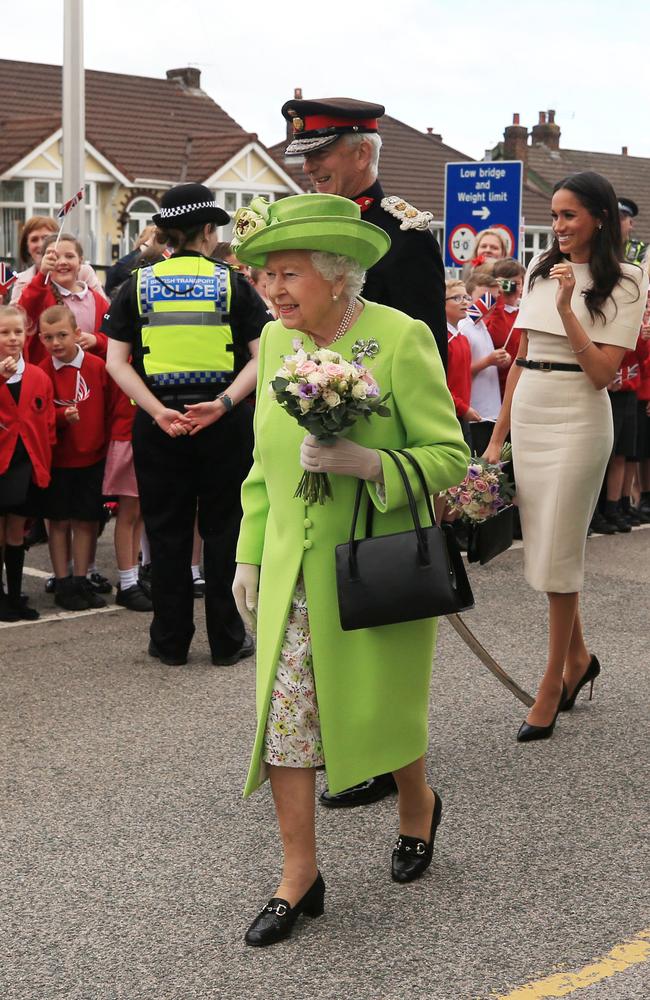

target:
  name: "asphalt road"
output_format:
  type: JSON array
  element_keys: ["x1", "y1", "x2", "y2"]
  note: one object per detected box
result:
[{"x1": 2, "y1": 525, "x2": 649, "y2": 1000}]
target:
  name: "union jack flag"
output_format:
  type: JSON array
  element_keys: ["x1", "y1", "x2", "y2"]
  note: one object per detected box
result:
[
  {"x1": 57, "y1": 187, "x2": 84, "y2": 221},
  {"x1": 0, "y1": 262, "x2": 18, "y2": 296},
  {"x1": 467, "y1": 291, "x2": 498, "y2": 322}
]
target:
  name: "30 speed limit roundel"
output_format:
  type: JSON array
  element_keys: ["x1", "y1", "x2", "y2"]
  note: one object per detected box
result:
[{"x1": 448, "y1": 224, "x2": 476, "y2": 265}]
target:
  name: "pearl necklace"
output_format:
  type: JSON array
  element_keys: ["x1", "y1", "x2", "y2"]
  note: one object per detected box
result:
[{"x1": 331, "y1": 297, "x2": 356, "y2": 345}]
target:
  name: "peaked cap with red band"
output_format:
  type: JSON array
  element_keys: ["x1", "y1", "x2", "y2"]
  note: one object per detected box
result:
[{"x1": 281, "y1": 97, "x2": 385, "y2": 156}]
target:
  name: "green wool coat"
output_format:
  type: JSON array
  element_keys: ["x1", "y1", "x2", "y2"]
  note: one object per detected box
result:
[{"x1": 236, "y1": 300, "x2": 470, "y2": 798}]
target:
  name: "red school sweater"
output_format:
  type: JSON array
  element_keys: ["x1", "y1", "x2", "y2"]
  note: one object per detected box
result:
[
  {"x1": 107, "y1": 378, "x2": 137, "y2": 442},
  {"x1": 0, "y1": 364, "x2": 56, "y2": 487},
  {"x1": 485, "y1": 300, "x2": 521, "y2": 397},
  {"x1": 18, "y1": 271, "x2": 109, "y2": 367},
  {"x1": 39, "y1": 352, "x2": 110, "y2": 468},
  {"x1": 446, "y1": 326, "x2": 472, "y2": 418}
]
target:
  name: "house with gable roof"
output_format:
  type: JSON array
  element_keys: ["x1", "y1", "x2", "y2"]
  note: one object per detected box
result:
[{"x1": 0, "y1": 60, "x2": 302, "y2": 268}]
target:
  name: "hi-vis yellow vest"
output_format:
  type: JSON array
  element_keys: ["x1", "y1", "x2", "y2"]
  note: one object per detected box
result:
[{"x1": 136, "y1": 255, "x2": 233, "y2": 388}]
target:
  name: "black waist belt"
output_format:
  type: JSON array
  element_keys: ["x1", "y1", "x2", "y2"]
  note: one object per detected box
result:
[
  {"x1": 153, "y1": 386, "x2": 228, "y2": 405},
  {"x1": 516, "y1": 359, "x2": 582, "y2": 373}
]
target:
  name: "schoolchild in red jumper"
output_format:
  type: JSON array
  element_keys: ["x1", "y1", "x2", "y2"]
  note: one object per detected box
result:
[
  {"x1": 38, "y1": 304, "x2": 111, "y2": 611},
  {"x1": 485, "y1": 258, "x2": 526, "y2": 398},
  {"x1": 0, "y1": 305, "x2": 55, "y2": 621},
  {"x1": 18, "y1": 233, "x2": 108, "y2": 368},
  {"x1": 445, "y1": 279, "x2": 480, "y2": 445}
]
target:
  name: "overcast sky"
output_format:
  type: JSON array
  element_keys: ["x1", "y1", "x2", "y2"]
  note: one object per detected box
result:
[{"x1": 5, "y1": 0, "x2": 650, "y2": 160}]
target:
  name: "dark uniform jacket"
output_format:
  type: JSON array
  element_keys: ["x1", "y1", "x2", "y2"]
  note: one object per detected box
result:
[{"x1": 354, "y1": 179, "x2": 447, "y2": 369}]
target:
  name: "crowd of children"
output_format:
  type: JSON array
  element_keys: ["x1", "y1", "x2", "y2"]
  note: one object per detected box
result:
[{"x1": 0, "y1": 222, "x2": 152, "y2": 622}]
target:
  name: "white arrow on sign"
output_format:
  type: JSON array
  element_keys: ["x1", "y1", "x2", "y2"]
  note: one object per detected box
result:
[{"x1": 472, "y1": 206, "x2": 491, "y2": 220}]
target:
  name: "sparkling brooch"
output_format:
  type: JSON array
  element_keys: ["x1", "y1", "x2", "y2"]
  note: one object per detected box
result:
[{"x1": 351, "y1": 338, "x2": 380, "y2": 362}]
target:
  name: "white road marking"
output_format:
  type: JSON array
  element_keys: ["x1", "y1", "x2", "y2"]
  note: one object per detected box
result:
[{"x1": 0, "y1": 605, "x2": 124, "y2": 629}]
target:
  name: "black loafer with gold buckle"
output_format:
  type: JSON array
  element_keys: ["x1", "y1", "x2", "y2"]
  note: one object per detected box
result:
[
  {"x1": 244, "y1": 872, "x2": 325, "y2": 947},
  {"x1": 391, "y1": 791, "x2": 443, "y2": 884}
]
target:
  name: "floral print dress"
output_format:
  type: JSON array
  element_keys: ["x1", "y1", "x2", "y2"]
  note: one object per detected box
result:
[{"x1": 262, "y1": 576, "x2": 325, "y2": 768}]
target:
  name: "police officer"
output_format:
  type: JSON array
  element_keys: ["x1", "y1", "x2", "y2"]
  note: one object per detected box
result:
[
  {"x1": 281, "y1": 96, "x2": 448, "y2": 368},
  {"x1": 281, "y1": 97, "x2": 448, "y2": 808},
  {"x1": 105, "y1": 183, "x2": 269, "y2": 666},
  {"x1": 618, "y1": 197, "x2": 647, "y2": 264}
]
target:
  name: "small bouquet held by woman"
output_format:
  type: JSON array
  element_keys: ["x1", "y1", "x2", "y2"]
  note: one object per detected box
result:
[
  {"x1": 443, "y1": 444, "x2": 515, "y2": 564},
  {"x1": 444, "y1": 444, "x2": 514, "y2": 522},
  {"x1": 271, "y1": 341, "x2": 390, "y2": 503}
]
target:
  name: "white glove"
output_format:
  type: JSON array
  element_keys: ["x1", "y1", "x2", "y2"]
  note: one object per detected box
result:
[
  {"x1": 232, "y1": 563, "x2": 259, "y2": 629},
  {"x1": 300, "y1": 435, "x2": 383, "y2": 482}
]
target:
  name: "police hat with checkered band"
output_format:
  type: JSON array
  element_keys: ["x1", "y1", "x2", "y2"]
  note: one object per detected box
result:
[
  {"x1": 282, "y1": 97, "x2": 385, "y2": 156},
  {"x1": 618, "y1": 197, "x2": 639, "y2": 218},
  {"x1": 152, "y1": 183, "x2": 230, "y2": 229}
]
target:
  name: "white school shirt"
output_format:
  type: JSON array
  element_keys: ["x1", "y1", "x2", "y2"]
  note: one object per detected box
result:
[{"x1": 458, "y1": 316, "x2": 502, "y2": 422}]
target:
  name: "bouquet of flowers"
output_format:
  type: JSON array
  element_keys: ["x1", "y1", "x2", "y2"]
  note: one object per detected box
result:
[
  {"x1": 443, "y1": 444, "x2": 514, "y2": 523},
  {"x1": 270, "y1": 340, "x2": 390, "y2": 504}
]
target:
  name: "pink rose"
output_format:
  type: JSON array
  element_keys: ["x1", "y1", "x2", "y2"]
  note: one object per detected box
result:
[
  {"x1": 474, "y1": 478, "x2": 488, "y2": 492},
  {"x1": 295, "y1": 360, "x2": 318, "y2": 376},
  {"x1": 323, "y1": 362, "x2": 347, "y2": 379}
]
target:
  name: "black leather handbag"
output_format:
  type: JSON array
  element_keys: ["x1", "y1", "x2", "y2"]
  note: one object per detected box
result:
[
  {"x1": 467, "y1": 505, "x2": 515, "y2": 566},
  {"x1": 335, "y1": 449, "x2": 474, "y2": 631}
]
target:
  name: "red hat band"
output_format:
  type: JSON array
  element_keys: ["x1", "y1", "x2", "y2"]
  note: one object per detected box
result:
[{"x1": 294, "y1": 113, "x2": 379, "y2": 137}]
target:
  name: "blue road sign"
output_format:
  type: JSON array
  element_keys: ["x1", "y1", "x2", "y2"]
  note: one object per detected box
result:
[{"x1": 444, "y1": 161, "x2": 523, "y2": 267}]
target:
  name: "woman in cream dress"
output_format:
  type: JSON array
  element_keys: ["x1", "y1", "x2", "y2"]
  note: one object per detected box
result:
[{"x1": 487, "y1": 171, "x2": 648, "y2": 741}]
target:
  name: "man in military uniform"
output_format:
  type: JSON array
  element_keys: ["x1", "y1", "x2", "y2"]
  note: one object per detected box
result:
[
  {"x1": 282, "y1": 97, "x2": 447, "y2": 368},
  {"x1": 618, "y1": 197, "x2": 647, "y2": 264},
  {"x1": 282, "y1": 97, "x2": 447, "y2": 809}
]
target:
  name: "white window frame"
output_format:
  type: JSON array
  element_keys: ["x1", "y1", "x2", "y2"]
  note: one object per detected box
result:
[
  {"x1": 122, "y1": 196, "x2": 159, "y2": 255},
  {"x1": 0, "y1": 179, "x2": 27, "y2": 262},
  {"x1": 522, "y1": 227, "x2": 552, "y2": 267}
]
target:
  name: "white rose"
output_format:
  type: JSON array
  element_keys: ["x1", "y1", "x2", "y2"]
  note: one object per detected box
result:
[
  {"x1": 317, "y1": 349, "x2": 342, "y2": 363},
  {"x1": 323, "y1": 390, "x2": 341, "y2": 407},
  {"x1": 352, "y1": 382, "x2": 367, "y2": 400},
  {"x1": 299, "y1": 398, "x2": 314, "y2": 413},
  {"x1": 286, "y1": 383, "x2": 301, "y2": 396}
]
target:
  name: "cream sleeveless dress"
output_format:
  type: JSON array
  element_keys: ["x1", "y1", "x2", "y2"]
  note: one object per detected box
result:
[{"x1": 512, "y1": 260, "x2": 647, "y2": 593}]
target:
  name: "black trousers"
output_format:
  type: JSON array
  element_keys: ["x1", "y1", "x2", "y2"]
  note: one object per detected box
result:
[{"x1": 132, "y1": 404, "x2": 254, "y2": 661}]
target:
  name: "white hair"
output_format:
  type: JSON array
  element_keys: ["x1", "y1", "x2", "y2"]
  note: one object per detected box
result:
[
  {"x1": 342, "y1": 132, "x2": 382, "y2": 174},
  {"x1": 311, "y1": 251, "x2": 366, "y2": 299}
]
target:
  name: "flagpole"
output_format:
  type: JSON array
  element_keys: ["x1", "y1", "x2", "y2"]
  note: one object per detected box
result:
[{"x1": 62, "y1": 0, "x2": 85, "y2": 247}]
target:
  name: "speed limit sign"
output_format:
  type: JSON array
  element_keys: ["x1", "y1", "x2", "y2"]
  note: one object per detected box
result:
[{"x1": 448, "y1": 224, "x2": 476, "y2": 265}]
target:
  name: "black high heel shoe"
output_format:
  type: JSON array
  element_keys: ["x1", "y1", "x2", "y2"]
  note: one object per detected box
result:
[
  {"x1": 516, "y1": 684, "x2": 566, "y2": 743},
  {"x1": 559, "y1": 655, "x2": 601, "y2": 712},
  {"x1": 244, "y1": 872, "x2": 325, "y2": 947},
  {"x1": 391, "y1": 790, "x2": 442, "y2": 883}
]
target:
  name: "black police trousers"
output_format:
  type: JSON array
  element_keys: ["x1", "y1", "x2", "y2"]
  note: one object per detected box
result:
[{"x1": 132, "y1": 403, "x2": 254, "y2": 661}]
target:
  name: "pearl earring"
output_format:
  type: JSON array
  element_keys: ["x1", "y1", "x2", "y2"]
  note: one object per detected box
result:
[{"x1": 332, "y1": 294, "x2": 339, "y2": 302}]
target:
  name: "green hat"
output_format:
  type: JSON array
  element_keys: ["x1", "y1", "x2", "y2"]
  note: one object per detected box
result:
[{"x1": 230, "y1": 193, "x2": 390, "y2": 269}]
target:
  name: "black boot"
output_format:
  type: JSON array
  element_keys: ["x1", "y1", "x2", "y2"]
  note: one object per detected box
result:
[
  {"x1": 620, "y1": 496, "x2": 641, "y2": 527},
  {"x1": 4, "y1": 543, "x2": 39, "y2": 620},
  {"x1": 603, "y1": 500, "x2": 631, "y2": 533}
]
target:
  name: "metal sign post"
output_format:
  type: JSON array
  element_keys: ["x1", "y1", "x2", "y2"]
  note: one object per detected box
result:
[{"x1": 444, "y1": 161, "x2": 523, "y2": 268}]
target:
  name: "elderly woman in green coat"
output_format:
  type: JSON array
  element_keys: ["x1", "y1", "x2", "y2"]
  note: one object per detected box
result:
[{"x1": 231, "y1": 194, "x2": 470, "y2": 947}]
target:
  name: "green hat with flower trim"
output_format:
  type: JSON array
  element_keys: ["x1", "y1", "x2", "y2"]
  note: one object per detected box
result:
[{"x1": 230, "y1": 193, "x2": 390, "y2": 269}]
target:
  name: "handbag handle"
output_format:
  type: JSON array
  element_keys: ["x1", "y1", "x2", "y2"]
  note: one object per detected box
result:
[
  {"x1": 346, "y1": 449, "x2": 431, "y2": 578},
  {"x1": 365, "y1": 449, "x2": 437, "y2": 537},
  {"x1": 396, "y1": 450, "x2": 437, "y2": 526}
]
